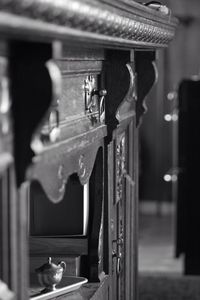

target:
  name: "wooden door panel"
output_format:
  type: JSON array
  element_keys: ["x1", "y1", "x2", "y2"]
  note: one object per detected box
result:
[
  {"x1": 108, "y1": 141, "x2": 117, "y2": 300},
  {"x1": 108, "y1": 121, "x2": 137, "y2": 300}
]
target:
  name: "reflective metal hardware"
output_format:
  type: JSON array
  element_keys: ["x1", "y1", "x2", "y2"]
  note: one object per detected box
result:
[
  {"x1": 116, "y1": 253, "x2": 122, "y2": 276},
  {"x1": 92, "y1": 89, "x2": 107, "y2": 123},
  {"x1": 112, "y1": 249, "x2": 122, "y2": 276},
  {"x1": 84, "y1": 75, "x2": 107, "y2": 124},
  {"x1": 35, "y1": 257, "x2": 66, "y2": 292}
]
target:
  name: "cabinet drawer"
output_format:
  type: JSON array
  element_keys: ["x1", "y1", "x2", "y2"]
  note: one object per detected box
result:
[{"x1": 31, "y1": 48, "x2": 106, "y2": 152}]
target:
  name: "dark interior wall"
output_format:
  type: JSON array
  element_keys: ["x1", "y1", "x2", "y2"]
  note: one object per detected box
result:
[
  {"x1": 140, "y1": 0, "x2": 200, "y2": 203},
  {"x1": 166, "y1": 0, "x2": 200, "y2": 87}
]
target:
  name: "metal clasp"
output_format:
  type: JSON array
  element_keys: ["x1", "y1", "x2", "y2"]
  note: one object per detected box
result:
[{"x1": 83, "y1": 75, "x2": 107, "y2": 124}]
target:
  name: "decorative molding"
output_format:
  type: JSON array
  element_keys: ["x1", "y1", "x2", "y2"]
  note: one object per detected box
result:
[{"x1": 0, "y1": 0, "x2": 177, "y2": 48}]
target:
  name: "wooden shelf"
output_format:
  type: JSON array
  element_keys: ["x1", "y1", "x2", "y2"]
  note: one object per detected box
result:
[
  {"x1": 30, "y1": 237, "x2": 88, "y2": 256},
  {"x1": 30, "y1": 276, "x2": 88, "y2": 300}
]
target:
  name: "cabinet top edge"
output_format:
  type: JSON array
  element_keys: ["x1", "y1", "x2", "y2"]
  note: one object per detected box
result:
[{"x1": 0, "y1": 0, "x2": 177, "y2": 49}]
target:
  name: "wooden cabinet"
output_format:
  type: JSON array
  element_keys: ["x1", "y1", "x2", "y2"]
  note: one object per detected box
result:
[{"x1": 0, "y1": 1, "x2": 176, "y2": 299}]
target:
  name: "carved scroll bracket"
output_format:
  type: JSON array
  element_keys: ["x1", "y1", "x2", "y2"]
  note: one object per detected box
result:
[
  {"x1": 116, "y1": 62, "x2": 137, "y2": 123},
  {"x1": 27, "y1": 141, "x2": 103, "y2": 203},
  {"x1": 135, "y1": 50, "x2": 158, "y2": 127},
  {"x1": 10, "y1": 42, "x2": 54, "y2": 187},
  {"x1": 105, "y1": 51, "x2": 135, "y2": 141},
  {"x1": 0, "y1": 56, "x2": 13, "y2": 172}
]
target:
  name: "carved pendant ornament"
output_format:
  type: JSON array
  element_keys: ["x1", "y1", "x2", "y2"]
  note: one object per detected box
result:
[{"x1": 0, "y1": 0, "x2": 177, "y2": 48}]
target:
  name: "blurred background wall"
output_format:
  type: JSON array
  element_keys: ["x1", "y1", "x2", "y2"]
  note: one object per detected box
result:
[{"x1": 139, "y1": 0, "x2": 200, "y2": 207}]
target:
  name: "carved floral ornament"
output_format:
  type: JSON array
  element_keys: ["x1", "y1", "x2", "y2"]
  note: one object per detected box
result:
[
  {"x1": 0, "y1": 0, "x2": 176, "y2": 47},
  {"x1": 116, "y1": 133, "x2": 126, "y2": 204}
]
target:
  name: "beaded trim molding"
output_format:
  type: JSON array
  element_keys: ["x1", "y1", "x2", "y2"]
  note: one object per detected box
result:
[{"x1": 0, "y1": 0, "x2": 177, "y2": 47}]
